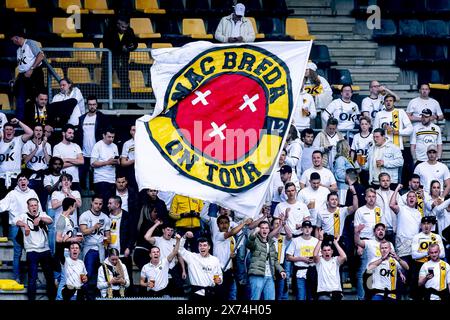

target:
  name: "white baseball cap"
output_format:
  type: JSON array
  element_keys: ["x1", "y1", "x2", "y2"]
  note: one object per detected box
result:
[
  {"x1": 234, "y1": 3, "x2": 245, "y2": 16},
  {"x1": 306, "y1": 61, "x2": 317, "y2": 71}
]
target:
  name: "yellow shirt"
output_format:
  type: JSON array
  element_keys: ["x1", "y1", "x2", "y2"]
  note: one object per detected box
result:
[{"x1": 169, "y1": 195, "x2": 204, "y2": 228}]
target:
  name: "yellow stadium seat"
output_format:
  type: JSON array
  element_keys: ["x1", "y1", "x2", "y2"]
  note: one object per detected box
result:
[
  {"x1": 151, "y1": 43, "x2": 173, "y2": 49},
  {"x1": 52, "y1": 17, "x2": 84, "y2": 38},
  {"x1": 0, "y1": 279, "x2": 24, "y2": 291},
  {"x1": 130, "y1": 43, "x2": 152, "y2": 65},
  {"x1": 182, "y1": 19, "x2": 213, "y2": 39},
  {"x1": 130, "y1": 18, "x2": 161, "y2": 39},
  {"x1": 84, "y1": 0, "x2": 114, "y2": 14},
  {"x1": 135, "y1": 0, "x2": 166, "y2": 14},
  {"x1": 285, "y1": 18, "x2": 316, "y2": 40},
  {"x1": 73, "y1": 42, "x2": 101, "y2": 64},
  {"x1": 6, "y1": 0, "x2": 36, "y2": 12},
  {"x1": 43, "y1": 67, "x2": 64, "y2": 89},
  {"x1": 248, "y1": 17, "x2": 264, "y2": 39},
  {"x1": 58, "y1": 0, "x2": 89, "y2": 14},
  {"x1": 129, "y1": 70, "x2": 152, "y2": 93},
  {"x1": 0, "y1": 34, "x2": 5, "y2": 39},
  {"x1": 0, "y1": 94, "x2": 11, "y2": 110},
  {"x1": 67, "y1": 67, "x2": 93, "y2": 84},
  {"x1": 0, "y1": 237, "x2": 9, "y2": 242}
]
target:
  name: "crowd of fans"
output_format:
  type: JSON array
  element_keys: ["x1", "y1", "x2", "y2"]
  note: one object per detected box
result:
[{"x1": 1, "y1": 3, "x2": 450, "y2": 302}]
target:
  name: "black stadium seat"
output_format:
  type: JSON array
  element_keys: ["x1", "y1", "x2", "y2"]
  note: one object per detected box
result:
[
  {"x1": 372, "y1": 19, "x2": 397, "y2": 39},
  {"x1": 398, "y1": 20, "x2": 424, "y2": 38},
  {"x1": 261, "y1": 0, "x2": 293, "y2": 16},
  {"x1": 427, "y1": 0, "x2": 450, "y2": 13},
  {"x1": 210, "y1": 0, "x2": 234, "y2": 14},
  {"x1": 418, "y1": 69, "x2": 445, "y2": 85},
  {"x1": 185, "y1": 0, "x2": 210, "y2": 15},
  {"x1": 396, "y1": 44, "x2": 422, "y2": 66},
  {"x1": 421, "y1": 45, "x2": 447, "y2": 64},
  {"x1": 424, "y1": 20, "x2": 449, "y2": 39},
  {"x1": 159, "y1": 0, "x2": 185, "y2": 14},
  {"x1": 243, "y1": 0, "x2": 263, "y2": 16},
  {"x1": 309, "y1": 44, "x2": 337, "y2": 68},
  {"x1": 329, "y1": 69, "x2": 353, "y2": 85}
]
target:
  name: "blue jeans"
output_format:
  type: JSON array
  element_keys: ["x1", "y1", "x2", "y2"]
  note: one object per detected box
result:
[
  {"x1": 84, "y1": 249, "x2": 100, "y2": 300},
  {"x1": 46, "y1": 208, "x2": 56, "y2": 255},
  {"x1": 235, "y1": 232, "x2": 248, "y2": 286},
  {"x1": 26, "y1": 250, "x2": 56, "y2": 301},
  {"x1": 356, "y1": 248, "x2": 368, "y2": 300},
  {"x1": 9, "y1": 225, "x2": 22, "y2": 281},
  {"x1": 296, "y1": 278, "x2": 309, "y2": 300},
  {"x1": 372, "y1": 294, "x2": 396, "y2": 301},
  {"x1": 276, "y1": 259, "x2": 292, "y2": 300},
  {"x1": 248, "y1": 275, "x2": 275, "y2": 300}
]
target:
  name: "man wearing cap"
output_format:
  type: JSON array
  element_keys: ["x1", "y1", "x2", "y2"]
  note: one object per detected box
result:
[
  {"x1": 410, "y1": 108, "x2": 442, "y2": 166},
  {"x1": 286, "y1": 220, "x2": 319, "y2": 300},
  {"x1": 214, "y1": 3, "x2": 255, "y2": 43},
  {"x1": 361, "y1": 80, "x2": 399, "y2": 122},
  {"x1": 272, "y1": 165, "x2": 300, "y2": 205},
  {"x1": 410, "y1": 216, "x2": 445, "y2": 300},
  {"x1": 406, "y1": 83, "x2": 444, "y2": 130}
]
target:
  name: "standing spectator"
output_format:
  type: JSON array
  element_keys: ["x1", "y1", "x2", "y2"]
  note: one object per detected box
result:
[
  {"x1": 61, "y1": 242, "x2": 88, "y2": 301},
  {"x1": 9, "y1": 31, "x2": 45, "y2": 121},
  {"x1": 24, "y1": 92, "x2": 49, "y2": 126},
  {"x1": 361, "y1": 80, "x2": 399, "y2": 121},
  {"x1": 119, "y1": 125, "x2": 137, "y2": 189},
  {"x1": 214, "y1": 3, "x2": 255, "y2": 43},
  {"x1": 107, "y1": 196, "x2": 134, "y2": 293},
  {"x1": 140, "y1": 234, "x2": 181, "y2": 297},
  {"x1": 51, "y1": 173, "x2": 81, "y2": 230},
  {"x1": 246, "y1": 221, "x2": 286, "y2": 300},
  {"x1": 303, "y1": 62, "x2": 333, "y2": 113},
  {"x1": 299, "y1": 128, "x2": 316, "y2": 177},
  {"x1": 179, "y1": 232, "x2": 223, "y2": 301},
  {"x1": 52, "y1": 78, "x2": 85, "y2": 126},
  {"x1": 312, "y1": 118, "x2": 344, "y2": 170},
  {"x1": 354, "y1": 188, "x2": 383, "y2": 240},
  {"x1": 410, "y1": 109, "x2": 442, "y2": 166},
  {"x1": 284, "y1": 125, "x2": 302, "y2": 174},
  {"x1": 406, "y1": 83, "x2": 444, "y2": 129},
  {"x1": 435, "y1": 198, "x2": 450, "y2": 259},
  {"x1": 365, "y1": 128, "x2": 403, "y2": 188},
  {"x1": 14, "y1": 198, "x2": 55, "y2": 300},
  {"x1": 114, "y1": 175, "x2": 139, "y2": 234},
  {"x1": 401, "y1": 174, "x2": 431, "y2": 218},
  {"x1": 97, "y1": 248, "x2": 130, "y2": 298},
  {"x1": 350, "y1": 116, "x2": 373, "y2": 185},
  {"x1": 91, "y1": 127, "x2": 119, "y2": 212},
  {"x1": 426, "y1": 180, "x2": 444, "y2": 218},
  {"x1": 79, "y1": 195, "x2": 111, "y2": 300},
  {"x1": 286, "y1": 220, "x2": 319, "y2": 300},
  {"x1": 77, "y1": 95, "x2": 107, "y2": 191},
  {"x1": 375, "y1": 173, "x2": 397, "y2": 243},
  {"x1": 418, "y1": 244, "x2": 450, "y2": 301},
  {"x1": 313, "y1": 230, "x2": 347, "y2": 300},
  {"x1": 298, "y1": 172, "x2": 330, "y2": 227},
  {"x1": 0, "y1": 173, "x2": 40, "y2": 283},
  {"x1": 53, "y1": 124, "x2": 83, "y2": 191},
  {"x1": 414, "y1": 145, "x2": 450, "y2": 198},
  {"x1": 367, "y1": 240, "x2": 409, "y2": 300},
  {"x1": 0, "y1": 112, "x2": 8, "y2": 132},
  {"x1": 102, "y1": 15, "x2": 137, "y2": 96},
  {"x1": 22, "y1": 124, "x2": 51, "y2": 207},
  {"x1": 271, "y1": 165, "x2": 299, "y2": 206},
  {"x1": 293, "y1": 86, "x2": 316, "y2": 132},
  {"x1": 322, "y1": 84, "x2": 360, "y2": 138},
  {"x1": 300, "y1": 150, "x2": 338, "y2": 192},
  {"x1": 333, "y1": 140, "x2": 358, "y2": 204}
]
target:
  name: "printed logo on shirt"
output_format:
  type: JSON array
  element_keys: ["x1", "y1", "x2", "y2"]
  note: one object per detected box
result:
[{"x1": 145, "y1": 45, "x2": 292, "y2": 192}]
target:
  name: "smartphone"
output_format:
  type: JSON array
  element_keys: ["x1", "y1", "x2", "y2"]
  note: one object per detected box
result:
[
  {"x1": 114, "y1": 156, "x2": 119, "y2": 159},
  {"x1": 99, "y1": 219, "x2": 104, "y2": 226},
  {"x1": 428, "y1": 268, "x2": 434, "y2": 276}
]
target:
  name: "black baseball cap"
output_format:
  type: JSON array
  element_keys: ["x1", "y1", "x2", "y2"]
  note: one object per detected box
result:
[
  {"x1": 421, "y1": 108, "x2": 432, "y2": 117},
  {"x1": 421, "y1": 216, "x2": 436, "y2": 224},
  {"x1": 280, "y1": 165, "x2": 292, "y2": 175},
  {"x1": 302, "y1": 220, "x2": 313, "y2": 228}
]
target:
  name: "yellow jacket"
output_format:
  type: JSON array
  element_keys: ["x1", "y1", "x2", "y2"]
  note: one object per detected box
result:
[{"x1": 169, "y1": 195, "x2": 204, "y2": 228}]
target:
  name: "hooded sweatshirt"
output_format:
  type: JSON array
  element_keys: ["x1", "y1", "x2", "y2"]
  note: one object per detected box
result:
[{"x1": 0, "y1": 186, "x2": 40, "y2": 224}]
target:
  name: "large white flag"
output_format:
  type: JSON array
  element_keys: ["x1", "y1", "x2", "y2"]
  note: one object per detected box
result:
[{"x1": 135, "y1": 41, "x2": 312, "y2": 218}]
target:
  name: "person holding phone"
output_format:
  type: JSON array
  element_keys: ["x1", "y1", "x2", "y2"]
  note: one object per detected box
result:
[{"x1": 418, "y1": 243, "x2": 450, "y2": 301}]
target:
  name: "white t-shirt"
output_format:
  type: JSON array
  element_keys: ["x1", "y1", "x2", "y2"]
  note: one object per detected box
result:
[
  {"x1": 79, "y1": 210, "x2": 111, "y2": 251},
  {"x1": 293, "y1": 92, "x2": 316, "y2": 130},
  {"x1": 354, "y1": 205, "x2": 384, "y2": 240},
  {"x1": 316, "y1": 256, "x2": 342, "y2": 292},
  {"x1": 298, "y1": 186, "x2": 330, "y2": 226},
  {"x1": 324, "y1": 98, "x2": 360, "y2": 130},
  {"x1": 116, "y1": 190, "x2": 129, "y2": 212},
  {"x1": 300, "y1": 167, "x2": 336, "y2": 188},
  {"x1": 64, "y1": 258, "x2": 87, "y2": 289},
  {"x1": 52, "y1": 87, "x2": 85, "y2": 126},
  {"x1": 316, "y1": 207, "x2": 349, "y2": 237},
  {"x1": 419, "y1": 260, "x2": 450, "y2": 300},
  {"x1": 395, "y1": 204, "x2": 422, "y2": 257},
  {"x1": 91, "y1": 140, "x2": 119, "y2": 184},
  {"x1": 82, "y1": 114, "x2": 97, "y2": 157},
  {"x1": 109, "y1": 213, "x2": 123, "y2": 253},
  {"x1": 286, "y1": 236, "x2": 318, "y2": 278},
  {"x1": 14, "y1": 212, "x2": 51, "y2": 253},
  {"x1": 154, "y1": 236, "x2": 178, "y2": 269},
  {"x1": 51, "y1": 190, "x2": 81, "y2": 227},
  {"x1": 0, "y1": 113, "x2": 8, "y2": 132},
  {"x1": 274, "y1": 201, "x2": 310, "y2": 236},
  {"x1": 371, "y1": 258, "x2": 401, "y2": 298},
  {"x1": 411, "y1": 232, "x2": 445, "y2": 262},
  {"x1": 406, "y1": 97, "x2": 443, "y2": 129},
  {"x1": 364, "y1": 239, "x2": 395, "y2": 270},
  {"x1": 17, "y1": 39, "x2": 42, "y2": 73},
  {"x1": 121, "y1": 138, "x2": 135, "y2": 161},
  {"x1": 351, "y1": 133, "x2": 373, "y2": 157},
  {"x1": 373, "y1": 109, "x2": 412, "y2": 150},
  {"x1": 361, "y1": 95, "x2": 384, "y2": 121},
  {"x1": 410, "y1": 123, "x2": 442, "y2": 161},
  {"x1": 141, "y1": 259, "x2": 170, "y2": 292},
  {"x1": 213, "y1": 232, "x2": 235, "y2": 271},
  {"x1": 0, "y1": 136, "x2": 25, "y2": 175},
  {"x1": 53, "y1": 142, "x2": 82, "y2": 183},
  {"x1": 375, "y1": 189, "x2": 398, "y2": 231},
  {"x1": 43, "y1": 174, "x2": 61, "y2": 210},
  {"x1": 414, "y1": 161, "x2": 450, "y2": 194},
  {"x1": 22, "y1": 140, "x2": 52, "y2": 173}
]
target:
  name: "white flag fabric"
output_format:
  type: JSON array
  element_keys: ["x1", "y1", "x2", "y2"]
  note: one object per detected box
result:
[{"x1": 135, "y1": 41, "x2": 312, "y2": 218}]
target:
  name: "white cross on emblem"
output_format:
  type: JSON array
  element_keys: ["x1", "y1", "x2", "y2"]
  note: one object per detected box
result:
[
  {"x1": 208, "y1": 122, "x2": 227, "y2": 140},
  {"x1": 191, "y1": 90, "x2": 211, "y2": 106},
  {"x1": 239, "y1": 94, "x2": 259, "y2": 112}
]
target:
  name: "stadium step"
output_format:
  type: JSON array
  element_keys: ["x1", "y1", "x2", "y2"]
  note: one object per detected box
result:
[{"x1": 329, "y1": 48, "x2": 377, "y2": 57}]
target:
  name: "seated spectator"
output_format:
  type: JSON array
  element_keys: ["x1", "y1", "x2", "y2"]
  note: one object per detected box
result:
[
  {"x1": 61, "y1": 242, "x2": 88, "y2": 301},
  {"x1": 24, "y1": 91, "x2": 48, "y2": 126},
  {"x1": 303, "y1": 62, "x2": 333, "y2": 113},
  {"x1": 312, "y1": 118, "x2": 344, "y2": 170},
  {"x1": 97, "y1": 248, "x2": 130, "y2": 298},
  {"x1": 214, "y1": 3, "x2": 255, "y2": 43},
  {"x1": 51, "y1": 78, "x2": 85, "y2": 126}
]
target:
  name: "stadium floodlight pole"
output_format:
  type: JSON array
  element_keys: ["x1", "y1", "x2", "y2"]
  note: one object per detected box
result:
[{"x1": 108, "y1": 50, "x2": 113, "y2": 110}]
